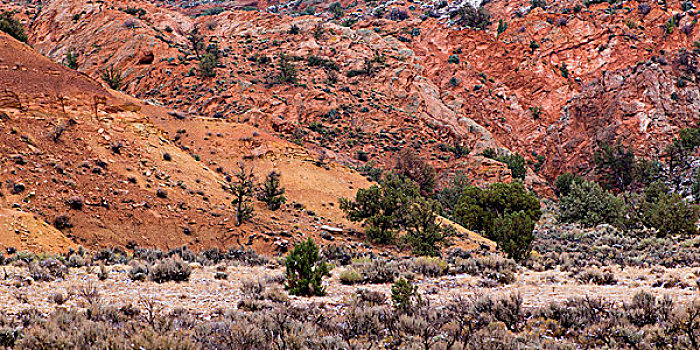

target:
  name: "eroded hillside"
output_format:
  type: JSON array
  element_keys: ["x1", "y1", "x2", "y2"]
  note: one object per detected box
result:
[
  {"x1": 0, "y1": 31, "x2": 389, "y2": 253},
  {"x1": 12, "y1": 0, "x2": 700, "y2": 192}
]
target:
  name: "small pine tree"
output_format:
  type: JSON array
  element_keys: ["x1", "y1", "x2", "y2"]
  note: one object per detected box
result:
[
  {"x1": 65, "y1": 50, "x2": 78, "y2": 70},
  {"x1": 277, "y1": 54, "x2": 298, "y2": 84},
  {"x1": 199, "y1": 53, "x2": 218, "y2": 77},
  {"x1": 101, "y1": 65, "x2": 123, "y2": 90},
  {"x1": 340, "y1": 173, "x2": 420, "y2": 244},
  {"x1": 391, "y1": 278, "x2": 421, "y2": 313},
  {"x1": 285, "y1": 238, "x2": 329, "y2": 296},
  {"x1": 258, "y1": 171, "x2": 286, "y2": 210},
  {"x1": 402, "y1": 198, "x2": 453, "y2": 257},
  {"x1": 229, "y1": 162, "x2": 256, "y2": 226},
  {"x1": 188, "y1": 26, "x2": 204, "y2": 58},
  {"x1": 491, "y1": 211, "x2": 535, "y2": 262}
]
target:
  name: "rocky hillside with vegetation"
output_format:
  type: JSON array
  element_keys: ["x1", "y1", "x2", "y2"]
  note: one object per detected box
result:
[{"x1": 2, "y1": 0, "x2": 700, "y2": 348}]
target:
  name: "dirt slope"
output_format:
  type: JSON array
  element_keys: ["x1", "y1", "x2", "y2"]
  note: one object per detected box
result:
[{"x1": 0, "y1": 31, "x2": 387, "y2": 253}]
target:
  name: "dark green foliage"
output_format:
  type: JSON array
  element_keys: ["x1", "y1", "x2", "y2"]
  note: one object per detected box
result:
[
  {"x1": 559, "y1": 180, "x2": 625, "y2": 227},
  {"x1": 437, "y1": 172, "x2": 470, "y2": 219},
  {"x1": 594, "y1": 142, "x2": 637, "y2": 192},
  {"x1": 0, "y1": 11, "x2": 27, "y2": 42},
  {"x1": 357, "y1": 161, "x2": 383, "y2": 182},
  {"x1": 199, "y1": 53, "x2": 218, "y2": 77},
  {"x1": 276, "y1": 54, "x2": 298, "y2": 84},
  {"x1": 559, "y1": 63, "x2": 569, "y2": 78},
  {"x1": 497, "y1": 19, "x2": 508, "y2": 36},
  {"x1": 395, "y1": 148, "x2": 437, "y2": 196},
  {"x1": 491, "y1": 211, "x2": 535, "y2": 261},
  {"x1": 288, "y1": 24, "x2": 300, "y2": 35},
  {"x1": 402, "y1": 198, "x2": 453, "y2": 256},
  {"x1": 530, "y1": 0, "x2": 547, "y2": 9},
  {"x1": 199, "y1": 7, "x2": 225, "y2": 16},
  {"x1": 100, "y1": 65, "x2": 123, "y2": 90},
  {"x1": 391, "y1": 278, "x2": 420, "y2": 313},
  {"x1": 307, "y1": 55, "x2": 339, "y2": 71},
  {"x1": 455, "y1": 182, "x2": 541, "y2": 234},
  {"x1": 481, "y1": 147, "x2": 497, "y2": 158},
  {"x1": 187, "y1": 26, "x2": 204, "y2": 57},
  {"x1": 329, "y1": 2, "x2": 344, "y2": 19},
  {"x1": 123, "y1": 6, "x2": 146, "y2": 17},
  {"x1": 447, "y1": 54, "x2": 460, "y2": 64},
  {"x1": 347, "y1": 55, "x2": 385, "y2": 77},
  {"x1": 340, "y1": 174, "x2": 420, "y2": 244},
  {"x1": 554, "y1": 172, "x2": 583, "y2": 198},
  {"x1": 692, "y1": 171, "x2": 700, "y2": 202},
  {"x1": 666, "y1": 126, "x2": 700, "y2": 186},
  {"x1": 594, "y1": 142, "x2": 664, "y2": 192},
  {"x1": 497, "y1": 153, "x2": 527, "y2": 180},
  {"x1": 481, "y1": 149, "x2": 528, "y2": 180},
  {"x1": 64, "y1": 50, "x2": 78, "y2": 70},
  {"x1": 285, "y1": 238, "x2": 329, "y2": 296},
  {"x1": 257, "y1": 171, "x2": 286, "y2": 211},
  {"x1": 641, "y1": 182, "x2": 699, "y2": 237},
  {"x1": 452, "y1": 5, "x2": 491, "y2": 30},
  {"x1": 529, "y1": 40, "x2": 540, "y2": 52},
  {"x1": 454, "y1": 182, "x2": 541, "y2": 262},
  {"x1": 229, "y1": 163, "x2": 255, "y2": 226}
]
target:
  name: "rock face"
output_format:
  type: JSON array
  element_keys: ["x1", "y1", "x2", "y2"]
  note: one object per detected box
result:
[
  {"x1": 19, "y1": 0, "x2": 699, "y2": 194},
  {"x1": 3, "y1": 0, "x2": 700, "y2": 194}
]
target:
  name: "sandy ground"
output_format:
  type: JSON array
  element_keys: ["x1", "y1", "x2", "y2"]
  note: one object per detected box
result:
[{"x1": 1, "y1": 263, "x2": 699, "y2": 316}]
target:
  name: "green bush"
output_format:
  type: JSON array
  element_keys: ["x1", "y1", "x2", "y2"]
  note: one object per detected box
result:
[
  {"x1": 276, "y1": 54, "x2": 298, "y2": 84},
  {"x1": 455, "y1": 182, "x2": 541, "y2": 234},
  {"x1": 455, "y1": 182, "x2": 540, "y2": 262},
  {"x1": 559, "y1": 180, "x2": 625, "y2": 227},
  {"x1": 402, "y1": 198, "x2": 453, "y2": 256},
  {"x1": 257, "y1": 171, "x2": 286, "y2": 210},
  {"x1": 199, "y1": 53, "x2": 218, "y2": 77},
  {"x1": 491, "y1": 211, "x2": 535, "y2": 261},
  {"x1": 496, "y1": 153, "x2": 527, "y2": 180},
  {"x1": 340, "y1": 174, "x2": 420, "y2": 244},
  {"x1": 452, "y1": 4, "x2": 491, "y2": 30},
  {"x1": 100, "y1": 65, "x2": 123, "y2": 90},
  {"x1": 554, "y1": 172, "x2": 583, "y2": 198},
  {"x1": 0, "y1": 11, "x2": 27, "y2": 43},
  {"x1": 641, "y1": 182, "x2": 699, "y2": 237},
  {"x1": 391, "y1": 278, "x2": 420, "y2": 313},
  {"x1": 228, "y1": 163, "x2": 255, "y2": 226},
  {"x1": 285, "y1": 238, "x2": 329, "y2": 296},
  {"x1": 437, "y1": 172, "x2": 470, "y2": 219}
]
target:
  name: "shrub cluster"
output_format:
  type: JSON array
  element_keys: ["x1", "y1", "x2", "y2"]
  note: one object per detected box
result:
[
  {"x1": 5, "y1": 289, "x2": 700, "y2": 350},
  {"x1": 455, "y1": 182, "x2": 542, "y2": 261}
]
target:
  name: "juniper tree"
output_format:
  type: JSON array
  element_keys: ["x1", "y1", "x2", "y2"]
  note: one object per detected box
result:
[
  {"x1": 258, "y1": 171, "x2": 286, "y2": 210},
  {"x1": 229, "y1": 162, "x2": 256, "y2": 226},
  {"x1": 340, "y1": 173, "x2": 420, "y2": 244},
  {"x1": 285, "y1": 238, "x2": 329, "y2": 296}
]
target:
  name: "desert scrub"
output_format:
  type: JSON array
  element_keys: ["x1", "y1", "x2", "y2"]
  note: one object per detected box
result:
[
  {"x1": 451, "y1": 255, "x2": 517, "y2": 284},
  {"x1": 29, "y1": 259, "x2": 67, "y2": 282},
  {"x1": 531, "y1": 222, "x2": 700, "y2": 269},
  {"x1": 339, "y1": 267, "x2": 364, "y2": 285},
  {"x1": 148, "y1": 257, "x2": 191, "y2": 283},
  {"x1": 574, "y1": 268, "x2": 617, "y2": 285}
]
